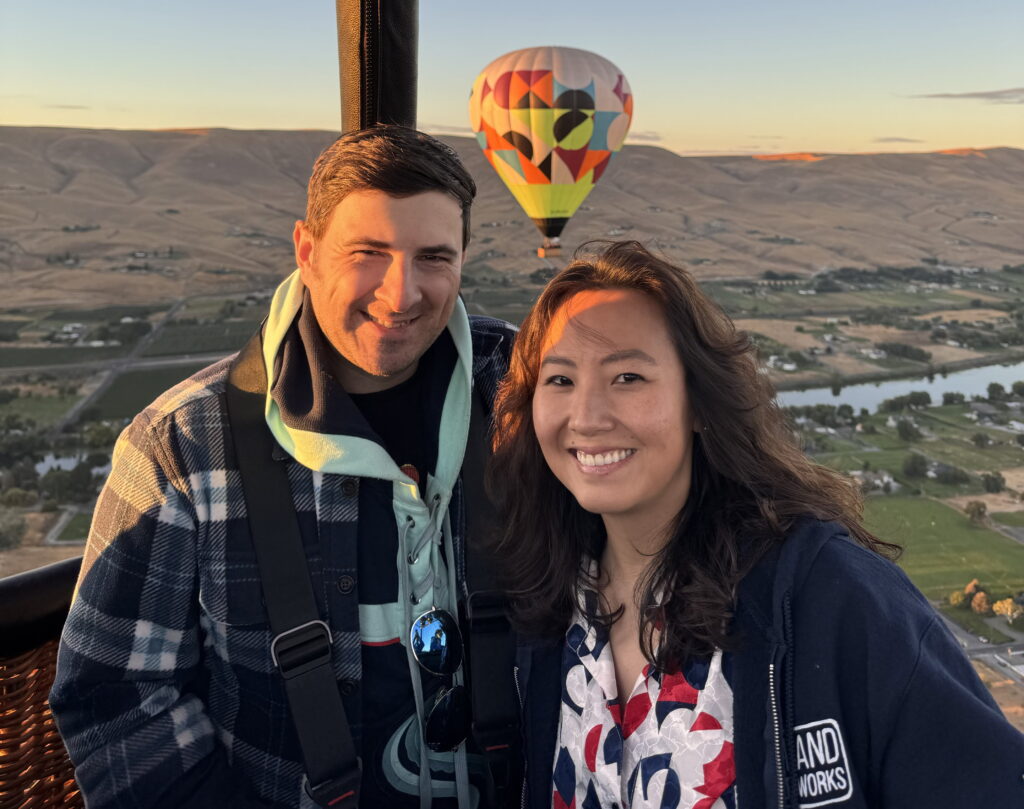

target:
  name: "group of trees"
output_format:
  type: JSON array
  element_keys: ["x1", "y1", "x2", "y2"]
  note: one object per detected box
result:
[
  {"x1": 880, "y1": 391, "x2": 932, "y2": 412},
  {"x1": 877, "y1": 342, "x2": 932, "y2": 363},
  {"x1": 951, "y1": 578, "x2": 1024, "y2": 626}
]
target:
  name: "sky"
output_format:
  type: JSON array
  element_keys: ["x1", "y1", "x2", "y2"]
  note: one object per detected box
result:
[{"x1": 2, "y1": 0, "x2": 1022, "y2": 156}]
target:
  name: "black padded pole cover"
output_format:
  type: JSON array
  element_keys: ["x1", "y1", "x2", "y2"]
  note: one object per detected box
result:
[{"x1": 336, "y1": 0, "x2": 418, "y2": 132}]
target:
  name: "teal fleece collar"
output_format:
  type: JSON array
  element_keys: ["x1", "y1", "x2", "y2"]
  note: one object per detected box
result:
[{"x1": 260, "y1": 270, "x2": 472, "y2": 497}]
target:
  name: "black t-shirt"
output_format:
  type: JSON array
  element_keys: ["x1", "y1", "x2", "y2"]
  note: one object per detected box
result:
[{"x1": 349, "y1": 371, "x2": 431, "y2": 494}]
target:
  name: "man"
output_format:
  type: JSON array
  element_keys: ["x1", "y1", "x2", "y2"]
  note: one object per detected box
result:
[{"x1": 51, "y1": 127, "x2": 518, "y2": 808}]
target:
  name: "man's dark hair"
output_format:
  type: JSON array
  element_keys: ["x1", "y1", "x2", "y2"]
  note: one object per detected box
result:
[{"x1": 305, "y1": 126, "x2": 477, "y2": 248}]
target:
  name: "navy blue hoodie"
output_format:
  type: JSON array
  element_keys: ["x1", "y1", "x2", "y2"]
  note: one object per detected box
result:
[{"x1": 516, "y1": 519, "x2": 1024, "y2": 808}]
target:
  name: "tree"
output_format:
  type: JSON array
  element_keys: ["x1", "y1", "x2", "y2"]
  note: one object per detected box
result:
[
  {"x1": 971, "y1": 432, "x2": 991, "y2": 448},
  {"x1": 0, "y1": 507, "x2": 25, "y2": 551},
  {"x1": 1013, "y1": 380, "x2": 1024, "y2": 397},
  {"x1": 988, "y1": 382, "x2": 1006, "y2": 402},
  {"x1": 942, "y1": 391, "x2": 965, "y2": 405},
  {"x1": 1, "y1": 487, "x2": 35, "y2": 507},
  {"x1": 964, "y1": 501, "x2": 987, "y2": 524},
  {"x1": 84, "y1": 451, "x2": 110, "y2": 468},
  {"x1": 970, "y1": 591, "x2": 992, "y2": 615},
  {"x1": 949, "y1": 590, "x2": 966, "y2": 608},
  {"x1": 902, "y1": 453, "x2": 928, "y2": 477},
  {"x1": 982, "y1": 472, "x2": 1005, "y2": 493},
  {"x1": 897, "y1": 419, "x2": 921, "y2": 441},
  {"x1": 964, "y1": 578, "x2": 981, "y2": 597},
  {"x1": 936, "y1": 465, "x2": 969, "y2": 485},
  {"x1": 993, "y1": 598, "x2": 1024, "y2": 624},
  {"x1": 83, "y1": 422, "x2": 119, "y2": 449},
  {"x1": 1017, "y1": 434, "x2": 1024, "y2": 447}
]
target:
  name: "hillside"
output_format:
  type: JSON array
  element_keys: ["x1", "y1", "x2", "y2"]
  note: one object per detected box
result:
[{"x1": 1, "y1": 126, "x2": 1023, "y2": 308}]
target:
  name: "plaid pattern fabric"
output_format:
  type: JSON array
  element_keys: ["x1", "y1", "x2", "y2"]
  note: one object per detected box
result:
[{"x1": 51, "y1": 315, "x2": 515, "y2": 809}]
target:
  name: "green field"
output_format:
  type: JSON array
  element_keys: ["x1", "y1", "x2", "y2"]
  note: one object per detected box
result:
[
  {"x1": 90, "y1": 363, "x2": 209, "y2": 420},
  {"x1": 0, "y1": 394, "x2": 80, "y2": 426},
  {"x1": 0, "y1": 345, "x2": 128, "y2": 368},
  {"x1": 58, "y1": 512, "x2": 93, "y2": 542},
  {"x1": 865, "y1": 496, "x2": 1024, "y2": 600},
  {"x1": 46, "y1": 305, "x2": 162, "y2": 323},
  {"x1": 937, "y1": 604, "x2": 1012, "y2": 644},
  {"x1": 992, "y1": 511, "x2": 1024, "y2": 527},
  {"x1": 142, "y1": 321, "x2": 256, "y2": 357}
]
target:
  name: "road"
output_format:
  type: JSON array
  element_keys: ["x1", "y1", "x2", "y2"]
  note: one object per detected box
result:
[{"x1": 938, "y1": 610, "x2": 1024, "y2": 687}]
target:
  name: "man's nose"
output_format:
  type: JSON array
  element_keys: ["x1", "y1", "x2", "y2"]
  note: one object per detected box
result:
[
  {"x1": 568, "y1": 382, "x2": 615, "y2": 434},
  {"x1": 376, "y1": 255, "x2": 422, "y2": 312}
]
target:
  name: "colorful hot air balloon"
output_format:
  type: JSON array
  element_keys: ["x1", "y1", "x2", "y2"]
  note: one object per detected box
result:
[{"x1": 469, "y1": 46, "x2": 633, "y2": 256}]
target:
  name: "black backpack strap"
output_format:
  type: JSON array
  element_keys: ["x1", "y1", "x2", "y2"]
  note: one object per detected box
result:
[
  {"x1": 225, "y1": 332, "x2": 361, "y2": 808},
  {"x1": 462, "y1": 386, "x2": 523, "y2": 808}
]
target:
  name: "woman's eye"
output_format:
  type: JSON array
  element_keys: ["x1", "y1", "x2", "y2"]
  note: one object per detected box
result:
[
  {"x1": 543, "y1": 375, "x2": 573, "y2": 386},
  {"x1": 615, "y1": 373, "x2": 644, "y2": 384}
]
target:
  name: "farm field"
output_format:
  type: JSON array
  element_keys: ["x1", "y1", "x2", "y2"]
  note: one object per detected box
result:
[
  {"x1": 142, "y1": 320, "x2": 257, "y2": 357},
  {"x1": 0, "y1": 393, "x2": 80, "y2": 426},
  {"x1": 89, "y1": 363, "x2": 210, "y2": 420},
  {"x1": 0, "y1": 345, "x2": 129, "y2": 368},
  {"x1": 58, "y1": 511, "x2": 93, "y2": 542},
  {"x1": 865, "y1": 496, "x2": 1024, "y2": 601}
]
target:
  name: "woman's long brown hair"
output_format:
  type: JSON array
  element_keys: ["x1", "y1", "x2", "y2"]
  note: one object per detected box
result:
[{"x1": 489, "y1": 240, "x2": 900, "y2": 668}]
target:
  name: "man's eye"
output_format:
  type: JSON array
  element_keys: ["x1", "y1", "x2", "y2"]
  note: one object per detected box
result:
[
  {"x1": 615, "y1": 373, "x2": 644, "y2": 384},
  {"x1": 419, "y1": 254, "x2": 448, "y2": 264},
  {"x1": 543, "y1": 375, "x2": 572, "y2": 386}
]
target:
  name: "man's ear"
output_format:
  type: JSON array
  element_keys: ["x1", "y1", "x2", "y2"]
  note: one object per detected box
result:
[{"x1": 293, "y1": 220, "x2": 315, "y2": 277}]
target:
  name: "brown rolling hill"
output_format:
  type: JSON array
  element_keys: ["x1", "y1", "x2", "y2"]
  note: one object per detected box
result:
[{"x1": 1, "y1": 126, "x2": 1023, "y2": 309}]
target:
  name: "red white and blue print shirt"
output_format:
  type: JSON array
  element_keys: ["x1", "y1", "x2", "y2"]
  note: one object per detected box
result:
[{"x1": 552, "y1": 589, "x2": 736, "y2": 809}]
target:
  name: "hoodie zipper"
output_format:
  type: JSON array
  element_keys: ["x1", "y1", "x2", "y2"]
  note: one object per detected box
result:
[
  {"x1": 768, "y1": 661, "x2": 785, "y2": 809},
  {"x1": 514, "y1": 665, "x2": 527, "y2": 809}
]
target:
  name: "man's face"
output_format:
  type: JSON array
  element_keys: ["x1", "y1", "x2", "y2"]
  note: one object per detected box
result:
[{"x1": 294, "y1": 189, "x2": 465, "y2": 394}]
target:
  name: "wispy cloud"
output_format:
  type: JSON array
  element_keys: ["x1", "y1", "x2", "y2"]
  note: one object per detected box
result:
[
  {"x1": 420, "y1": 122, "x2": 474, "y2": 135},
  {"x1": 874, "y1": 136, "x2": 924, "y2": 143},
  {"x1": 914, "y1": 87, "x2": 1024, "y2": 104},
  {"x1": 43, "y1": 104, "x2": 91, "y2": 110},
  {"x1": 626, "y1": 130, "x2": 661, "y2": 142}
]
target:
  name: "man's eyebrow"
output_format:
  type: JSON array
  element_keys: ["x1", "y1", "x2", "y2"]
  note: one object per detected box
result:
[
  {"x1": 419, "y1": 244, "x2": 460, "y2": 257},
  {"x1": 341, "y1": 240, "x2": 459, "y2": 258},
  {"x1": 601, "y1": 349, "x2": 657, "y2": 365}
]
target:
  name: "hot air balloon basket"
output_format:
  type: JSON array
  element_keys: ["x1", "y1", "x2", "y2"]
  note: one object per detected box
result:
[{"x1": 0, "y1": 639, "x2": 83, "y2": 809}]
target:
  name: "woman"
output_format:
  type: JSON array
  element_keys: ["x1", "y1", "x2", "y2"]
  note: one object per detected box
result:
[{"x1": 490, "y1": 241, "x2": 1023, "y2": 809}]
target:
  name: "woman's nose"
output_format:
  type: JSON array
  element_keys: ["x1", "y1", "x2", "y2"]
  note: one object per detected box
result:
[{"x1": 568, "y1": 384, "x2": 615, "y2": 434}]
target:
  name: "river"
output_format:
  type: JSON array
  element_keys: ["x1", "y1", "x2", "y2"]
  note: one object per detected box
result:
[{"x1": 776, "y1": 359, "x2": 1024, "y2": 412}]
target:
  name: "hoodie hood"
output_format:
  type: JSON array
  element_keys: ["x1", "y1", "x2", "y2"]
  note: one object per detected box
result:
[{"x1": 260, "y1": 269, "x2": 473, "y2": 501}]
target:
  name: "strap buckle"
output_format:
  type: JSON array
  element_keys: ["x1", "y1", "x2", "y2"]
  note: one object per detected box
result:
[
  {"x1": 303, "y1": 759, "x2": 362, "y2": 808},
  {"x1": 465, "y1": 591, "x2": 510, "y2": 631},
  {"x1": 271, "y1": 619, "x2": 332, "y2": 680}
]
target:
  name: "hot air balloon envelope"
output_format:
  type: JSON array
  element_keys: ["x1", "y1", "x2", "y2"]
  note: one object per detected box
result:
[{"x1": 469, "y1": 46, "x2": 633, "y2": 253}]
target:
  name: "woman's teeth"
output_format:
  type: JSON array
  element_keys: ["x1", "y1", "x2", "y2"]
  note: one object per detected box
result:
[{"x1": 575, "y1": 449, "x2": 635, "y2": 467}]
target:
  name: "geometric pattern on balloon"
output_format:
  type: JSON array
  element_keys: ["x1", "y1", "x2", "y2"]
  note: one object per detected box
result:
[{"x1": 469, "y1": 46, "x2": 633, "y2": 238}]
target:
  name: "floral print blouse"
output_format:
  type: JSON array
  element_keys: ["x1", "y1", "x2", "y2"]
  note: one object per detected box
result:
[{"x1": 552, "y1": 589, "x2": 736, "y2": 809}]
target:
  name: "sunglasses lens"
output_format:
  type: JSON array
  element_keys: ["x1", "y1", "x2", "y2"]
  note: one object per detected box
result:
[
  {"x1": 425, "y1": 685, "x2": 470, "y2": 752},
  {"x1": 410, "y1": 609, "x2": 463, "y2": 675}
]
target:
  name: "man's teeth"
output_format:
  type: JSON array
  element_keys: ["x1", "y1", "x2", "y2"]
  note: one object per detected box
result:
[
  {"x1": 575, "y1": 449, "x2": 635, "y2": 467},
  {"x1": 370, "y1": 316, "x2": 412, "y2": 329}
]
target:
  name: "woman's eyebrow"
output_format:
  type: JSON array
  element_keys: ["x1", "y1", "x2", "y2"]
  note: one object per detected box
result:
[
  {"x1": 600, "y1": 349, "x2": 657, "y2": 365},
  {"x1": 540, "y1": 355, "x2": 575, "y2": 368}
]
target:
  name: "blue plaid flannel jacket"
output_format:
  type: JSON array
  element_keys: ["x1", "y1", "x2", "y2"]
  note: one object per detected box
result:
[{"x1": 50, "y1": 315, "x2": 516, "y2": 809}]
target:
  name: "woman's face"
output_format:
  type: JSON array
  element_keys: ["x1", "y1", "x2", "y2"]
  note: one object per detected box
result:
[{"x1": 531, "y1": 287, "x2": 697, "y2": 532}]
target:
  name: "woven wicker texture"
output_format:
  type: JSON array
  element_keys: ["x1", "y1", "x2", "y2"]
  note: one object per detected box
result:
[{"x1": 0, "y1": 639, "x2": 82, "y2": 809}]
